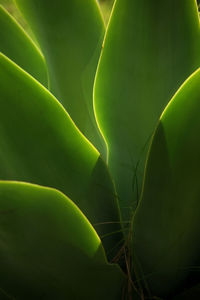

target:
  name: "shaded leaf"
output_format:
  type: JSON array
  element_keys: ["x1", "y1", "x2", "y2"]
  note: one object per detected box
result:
[
  {"x1": 94, "y1": 0, "x2": 200, "y2": 220},
  {"x1": 15, "y1": 0, "x2": 107, "y2": 156},
  {"x1": 132, "y1": 69, "x2": 200, "y2": 297},
  {"x1": 0, "y1": 181, "x2": 125, "y2": 299}
]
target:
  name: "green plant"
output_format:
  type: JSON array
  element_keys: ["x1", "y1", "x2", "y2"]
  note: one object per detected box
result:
[
  {"x1": 98, "y1": 0, "x2": 115, "y2": 24},
  {"x1": 0, "y1": 0, "x2": 200, "y2": 299}
]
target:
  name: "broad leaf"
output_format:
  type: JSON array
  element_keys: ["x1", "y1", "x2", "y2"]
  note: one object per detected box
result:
[
  {"x1": 0, "y1": 5, "x2": 47, "y2": 86},
  {"x1": 0, "y1": 181, "x2": 125, "y2": 299},
  {"x1": 0, "y1": 52, "x2": 122, "y2": 258},
  {"x1": 132, "y1": 69, "x2": 200, "y2": 297},
  {"x1": 94, "y1": 0, "x2": 200, "y2": 220},
  {"x1": 15, "y1": 0, "x2": 107, "y2": 156}
]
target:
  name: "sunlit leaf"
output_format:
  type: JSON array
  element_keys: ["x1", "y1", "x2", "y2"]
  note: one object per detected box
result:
[
  {"x1": 0, "y1": 52, "x2": 122, "y2": 258},
  {"x1": 0, "y1": 5, "x2": 47, "y2": 86},
  {"x1": 98, "y1": 0, "x2": 115, "y2": 25}
]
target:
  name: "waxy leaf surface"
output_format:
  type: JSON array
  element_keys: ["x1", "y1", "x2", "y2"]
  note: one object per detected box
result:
[
  {"x1": 0, "y1": 53, "x2": 121, "y2": 258},
  {"x1": 15, "y1": 0, "x2": 107, "y2": 156},
  {"x1": 94, "y1": 0, "x2": 200, "y2": 220},
  {"x1": 0, "y1": 181, "x2": 125, "y2": 299},
  {"x1": 132, "y1": 69, "x2": 200, "y2": 297},
  {"x1": 0, "y1": 5, "x2": 47, "y2": 86}
]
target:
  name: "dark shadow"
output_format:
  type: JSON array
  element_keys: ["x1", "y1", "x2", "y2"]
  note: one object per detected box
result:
[
  {"x1": 132, "y1": 122, "x2": 200, "y2": 299},
  {"x1": 87, "y1": 156, "x2": 124, "y2": 263}
]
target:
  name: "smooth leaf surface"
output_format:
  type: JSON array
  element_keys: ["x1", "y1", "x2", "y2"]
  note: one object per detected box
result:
[
  {"x1": 0, "y1": 52, "x2": 122, "y2": 258},
  {"x1": 0, "y1": 5, "x2": 47, "y2": 86},
  {"x1": 94, "y1": 0, "x2": 200, "y2": 220},
  {"x1": 98, "y1": 0, "x2": 115, "y2": 25},
  {"x1": 0, "y1": 181, "x2": 125, "y2": 299},
  {"x1": 132, "y1": 69, "x2": 200, "y2": 297},
  {"x1": 15, "y1": 0, "x2": 107, "y2": 156}
]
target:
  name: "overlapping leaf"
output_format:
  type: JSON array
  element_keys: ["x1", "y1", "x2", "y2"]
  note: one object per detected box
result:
[
  {"x1": 0, "y1": 52, "x2": 122, "y2": 258},
  {"x1": 94, "y1": 0, "x2": 200, "y2": 220},
  {"x1": 98, "y1": 0, "x2": 115, "y2": 25},
  {"x1": 0, "y1": 5, "x2": 47, "y2": 86},
  {"x1": 15, "y1": 0, "x2": 107, "y2": 156},
  {"x1": 0, "y1": 181, "x2": 125, "y2": 299},
  {"x1": 132, "y1": 69, "x2": 200, "y2": 297}
]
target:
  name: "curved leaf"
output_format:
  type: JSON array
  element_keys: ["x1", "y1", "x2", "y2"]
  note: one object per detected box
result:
[
  {"x1": 0, "y1": 181, "x2": 125, "y2": 299},
  {"x1": 0, "y1": 5, "x2": 47, "y2": 86},
  {"x1": 132, "y1": 69, "x2": 200, "y2": 297},
  {"x1": 15, "y1": 0, "x2": 107, "y2": 156},
  {"x1": 94, "y1": 0, "x2": 200, "y2": 220},
  {"x1": 0, "y1": 52, "x2": 122, "y2": 258}
]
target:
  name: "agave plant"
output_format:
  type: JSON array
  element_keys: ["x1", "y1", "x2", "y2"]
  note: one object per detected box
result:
[{"x1": 0, "y1": 0, "x2": 200, "y2": 299}]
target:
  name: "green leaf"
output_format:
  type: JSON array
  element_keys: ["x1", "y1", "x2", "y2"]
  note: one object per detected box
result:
[
  {"x1": 0, "y1": 52, "x2": 122, "y2": 258},
  {"x1": 0, "y1": 5, "x2": 47, "y2": 86},
  {"x1": 132, "y1": 69, "x2": 200, "y2": 297},
  {"x1": 94, "y1": 0, "x2": 200, "y2": 220},
  {"x1": 0, "y1": 181, "x2": 125, "y2": 299},
  {"x1": 98, "y1": 0, "x2": 115, "y2": 25},
  {"x1": 15, "y1": 0, "x2": 107, "y2": 157}
]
